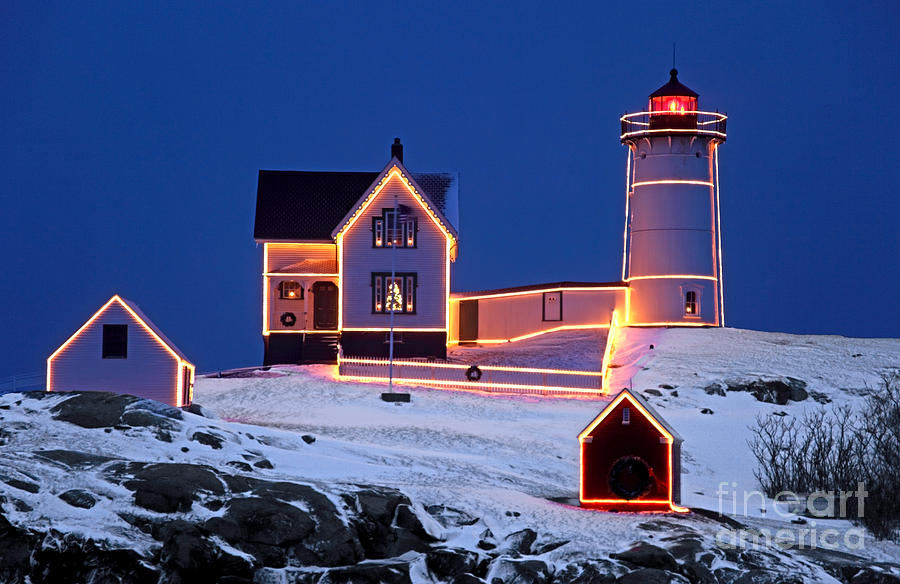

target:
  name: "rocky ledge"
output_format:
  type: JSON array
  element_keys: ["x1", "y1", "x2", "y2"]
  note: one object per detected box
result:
[{"x1": 1, "y1": 391, "x2": 898, "y2": 584}]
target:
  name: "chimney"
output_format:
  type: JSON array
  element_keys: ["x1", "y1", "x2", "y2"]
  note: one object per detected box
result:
[{"x1": 391, "y1": 138, "x2": 403, "y2": 163}]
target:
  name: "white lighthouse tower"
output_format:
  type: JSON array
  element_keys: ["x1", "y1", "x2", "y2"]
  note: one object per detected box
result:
[{"x1": 620, "y1": 69, "x2": 727, "y2": 326}]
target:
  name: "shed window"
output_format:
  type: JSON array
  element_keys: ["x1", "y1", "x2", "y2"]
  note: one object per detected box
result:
[
  {"x1": 279, "y1": 281, "x2": 303, "y2": 299},
  {"x1": 102, "y1": 324, "x2": 128, "y2": 359},
  {"x1": 373, "y1": 209, "x2": 416, "y2": 248},
  {"x1": 622, "y1": 407, "x2": 630, "y2": 425},
  {"x1": 372, "y1": 272, "x2": 416, "y2": 314},
  {"x1": 684, "y1": 291, "x2": 698, "y2": 316}
]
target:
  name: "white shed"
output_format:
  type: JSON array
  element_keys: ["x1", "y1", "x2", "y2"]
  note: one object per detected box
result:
[{"x1": 46, "y1": 295, "x2": 194, "y2": 407}]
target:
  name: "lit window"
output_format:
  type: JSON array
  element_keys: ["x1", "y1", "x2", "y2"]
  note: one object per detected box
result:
[
  {"x1": 102, "y1": 324, "x2": 128, "y2": 359},
  {"x1": 387, "y1": 279, "x2": 403, "y2": 311},
  {"x1": 684, "y1": 291, "x2": 698, "y2": 316},
  {"x1": 374, "y1": 276, "x2": 383, "y2": 312},
  {"x1": 373, "y1": 209, "x2": 416, "y2": 248},
  {"x1": 372, "y1": 272, "x2": 416, "y2": 314},
  {"x1": 279, "y1": 281, "x2": 303, "y2": 299},
  {"x1": 374, "y1": 218, "x2": 384, "y2": 247},
  {"x1": 622, "y1": 407, "x2": 630, "y2": 425},
  {"x1": 405, "y1": 276, "x2": 415, "y2": 312}
]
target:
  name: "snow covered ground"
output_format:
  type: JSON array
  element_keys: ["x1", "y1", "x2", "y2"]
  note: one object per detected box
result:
[
  {"x1": 447, "y1": 329, "x2": 608, "y2": 370},
  {"x1": 605, "y1": 327, "x2": 900, "y2": 519},
  {"x1": 3, "y1": 326, "x2": 898, "y2": 582},
  {"x1": 192, "y1": 326, "x2": 900, "y2": 572}
]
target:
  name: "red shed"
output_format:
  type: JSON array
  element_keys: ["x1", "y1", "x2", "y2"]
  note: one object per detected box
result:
[{"x1": 578, "y1": 388, "x2": 686, "y2": 512}]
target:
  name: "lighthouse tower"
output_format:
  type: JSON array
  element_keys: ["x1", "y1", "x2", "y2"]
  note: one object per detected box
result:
[{"x1": 620, "y1": 69, "x2": 727, "y2": 326}]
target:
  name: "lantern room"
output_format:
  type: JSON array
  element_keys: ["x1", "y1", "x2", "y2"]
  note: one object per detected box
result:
[{"x1": 648, "y1": 68, "x2": 698, "y2": 130}]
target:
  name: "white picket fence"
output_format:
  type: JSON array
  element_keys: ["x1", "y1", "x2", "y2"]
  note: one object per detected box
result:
[
  {"x1": 338, "y1": 311, "x2": 619, "y2": 397},
  {"x1": 338, "y1": 356, "x2": 603, "y2": 397}
]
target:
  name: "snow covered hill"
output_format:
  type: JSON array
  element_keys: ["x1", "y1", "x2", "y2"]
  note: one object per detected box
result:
[{"x1": 1, "y1": 327, "x2": 899, "y2": 583}]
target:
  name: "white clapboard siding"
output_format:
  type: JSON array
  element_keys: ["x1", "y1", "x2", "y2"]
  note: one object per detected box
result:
[
  {"x1": 266, "y1": 243, "x2": 338, "y2": 273},
  {"x1": 49, "y1": 302, "x2": 182, "y2": 405},
  {"x1": 341, "y1": 175, "x2": 448, "y2": 329},
  {"x1": 450, "y1": 289, "x2": 625, "y2": 342},
  {"x1": 267, "y1": 275, "x2": 339, "y2": 331}
]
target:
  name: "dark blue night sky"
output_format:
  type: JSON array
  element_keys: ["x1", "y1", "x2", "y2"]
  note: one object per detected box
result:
[{"x1": 2, "y1": 2, "x2": 898, "y2": 376}]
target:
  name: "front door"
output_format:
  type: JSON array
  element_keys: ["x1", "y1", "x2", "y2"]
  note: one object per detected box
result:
[{"x1": 312, "y1": 281, "x2": 338, "y2": 330}]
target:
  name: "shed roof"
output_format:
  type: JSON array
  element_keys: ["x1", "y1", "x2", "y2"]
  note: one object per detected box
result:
[
  {"x1": 117, "y1": 297, "x2": 192, "y2": 364},
  {"x1": 579, "y1": 388, "x2": 683, "y2": 443},
  {"x1": 48, "y1": 295, "x2": 192, "y2": 365},
  {"x1": 254, "y1": 168, "x2": 459, "y2": 241}
]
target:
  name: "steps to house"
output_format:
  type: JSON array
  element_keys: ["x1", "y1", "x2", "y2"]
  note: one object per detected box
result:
[{"x1": 301, "y1": 333, "x2": 339, "y2": 364}]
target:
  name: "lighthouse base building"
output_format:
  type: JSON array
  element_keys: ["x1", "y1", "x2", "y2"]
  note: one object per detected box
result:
[{"x1": 254, "y1": 70, "x2": 726, "y2": 363}]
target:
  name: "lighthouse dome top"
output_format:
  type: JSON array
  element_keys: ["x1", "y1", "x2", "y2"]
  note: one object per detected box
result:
[
  {"x1": 649, "y1": 68, "x2": 699, "y2": 98},
  {"x1": 649, "y1": 69, "x2": 698, "y2": 115}
]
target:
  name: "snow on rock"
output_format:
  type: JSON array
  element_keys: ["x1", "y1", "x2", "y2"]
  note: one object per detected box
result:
[
  {"x1": 605, "y1": 327, "x2": 900, "y2": 524},
  {"x1": 606, "y1": 327, "x2": 898, "y2": 398},
  {"x1": 2, "y1": 327, "x2": 899, "y2": 582},
  {"x1": 195, "y1": 327, "x2": 899, "y2": 580}
]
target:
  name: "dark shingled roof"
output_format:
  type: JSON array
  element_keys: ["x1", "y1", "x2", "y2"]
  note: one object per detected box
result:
[
  {"x1": 649, "y1": 68, "x2": 699, "y2": 98},
  {"x1": 254, "y1": 170, "x2": 459, "y2": 241}
]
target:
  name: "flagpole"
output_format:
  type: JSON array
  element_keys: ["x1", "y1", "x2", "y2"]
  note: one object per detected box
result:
[{"x1": 388, "y1": 191, "x2": 397, "y2": 393}]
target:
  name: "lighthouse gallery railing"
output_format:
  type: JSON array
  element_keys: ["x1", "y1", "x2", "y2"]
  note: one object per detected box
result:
[{"x1": 620, "y1": 111, "x2": 727, "y2": 141}]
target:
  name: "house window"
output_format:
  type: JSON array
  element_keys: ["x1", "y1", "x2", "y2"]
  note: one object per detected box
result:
[
  {"x1": 374, "y1": 276, "x2": 383, "y2": 312},
  {"x1": 374, "y1": 218, "x2": 384, "y2": 247},
  {"x1": 372, "y1": 272, "x2": 416, "y2": 314},
  {"x1": 684, "y1": 291, "x2": 698, "y2": 316},
  {"x1": 622, "y1": 407, "x2": 630, "y2": 425},
  {"x1": 373, "y1": 209, "x2": 416, "y2": 248},
  {"x1": 102, "y1": 324, "x2": 128, "y2": 359},
  {"x1": 279, "y1": 280, "x2": 303, "y2": 299}
]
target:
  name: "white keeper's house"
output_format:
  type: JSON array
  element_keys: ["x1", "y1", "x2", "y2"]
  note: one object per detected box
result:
[
  {"x1": 254, "y1": 69, "x2": 727, "y2": 365},
  {"x1": 254, "y1": 140, "x2": 459, "y2": 364}
]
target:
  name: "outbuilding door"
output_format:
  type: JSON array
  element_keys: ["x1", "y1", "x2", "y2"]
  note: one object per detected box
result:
[
  {"x1": 181, "y1": 366, "x2": 192, "y2": 405},
  {"x1": 458, "y1": 300, "x2": 478, "y2": 342},
  {"x1": 312, "y1": 282, "x2": 338, "y2": 330}
]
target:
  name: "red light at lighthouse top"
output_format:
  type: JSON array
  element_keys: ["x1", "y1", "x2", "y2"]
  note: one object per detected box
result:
[
  {"x1": 649, "y1": 69, "x2": 698, "y2": 129},
  {"x1": 649, "y1": 68, "x2": 698, "y2": 113},
  {"x1": 620, "y1": 69, "x2": 726, "y2": 142}
]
